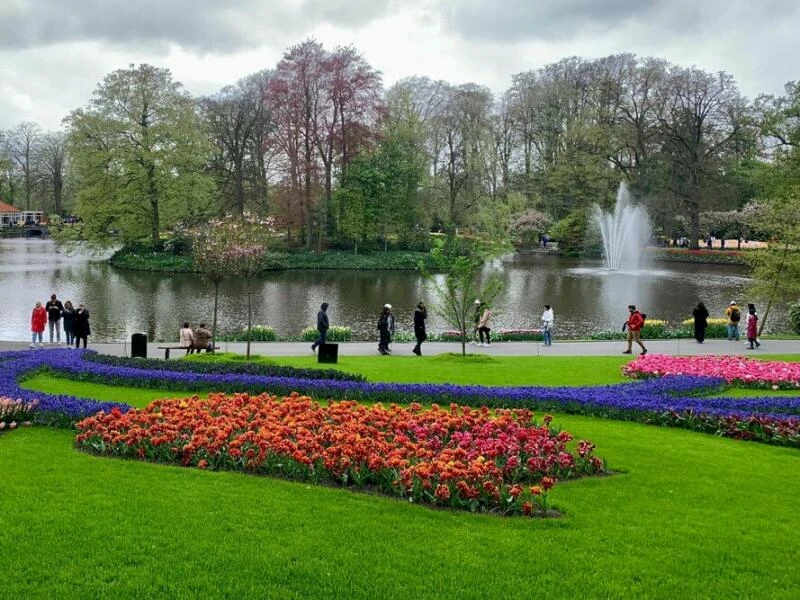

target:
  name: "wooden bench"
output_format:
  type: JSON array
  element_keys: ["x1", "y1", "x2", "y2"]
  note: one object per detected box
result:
[{"x1": 156, "y1": 345, "x2": 220, "y2": 359}]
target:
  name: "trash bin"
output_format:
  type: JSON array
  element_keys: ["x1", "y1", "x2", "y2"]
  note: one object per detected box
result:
[
  {"x1": 131, "y1": 333, "x2": 148, "y2": 359},
  {"x1": 318, "y1": 343, "x2": 338, "y2": 364}
]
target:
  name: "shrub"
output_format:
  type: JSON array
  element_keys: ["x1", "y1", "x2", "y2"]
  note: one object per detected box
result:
[
  {"x1": 219, "y1": 325, "x2": 278, "y2": 342},
  {"x1": 789, "y1": 302, "x2": 800, "y2": 335},
  {"x1": 301, "y1": 326, "x2": 352, "y2": 342}
]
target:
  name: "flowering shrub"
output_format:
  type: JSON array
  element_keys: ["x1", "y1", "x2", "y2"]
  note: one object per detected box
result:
[
  {"x1": 623, "y1": 354, "x2": 800, "y2": 389},
  {"x1": 301, "y1": 326, "x2": 352, "y2": 342},
  {"x1": 679, "y1": 318, "x2": 730, "y2": 339},
  {"x1": 0, "y1": 396, "x2": 37, "y2": 433},
  {"x1": 220, "y1": 325, "x2": 278, "y2": 342},
  {"x1": 75, "y1": 393, "x2": 606, "y2": 516}
]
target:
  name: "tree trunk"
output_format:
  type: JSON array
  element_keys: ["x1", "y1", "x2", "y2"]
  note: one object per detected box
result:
[
  {"x1": 246, "y1": 277, "x2": 253, "y2": 360},
  {"x1": 211, "y1": 280, "x2": 219, "y2": 354},
  {"x1": 147, "y1": 162, "x2": 160, "y2": 246},
  {"x1": 758, "y1": 242, "x2": 790, "y2": 336}
]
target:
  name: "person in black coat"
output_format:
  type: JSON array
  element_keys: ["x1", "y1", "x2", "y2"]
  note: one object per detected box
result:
[
  {"x1": 377, "y1": 304, "x2": 393, "y2": 355},
  {"x1": 692, "y1": 301, "x2": 709, "y2": 343},
  {"x1": 62, "y1": 301, "x2": 76, "y2": 346},
  {"x1": 311, "y1": 302, "x2": 330, "y2": 352},
  {"x1": 412, "y1": 301, "x2": 427, "y2": 356},
  {"x1": 73, "y1": 304, "x2": 91, "y2": 349}
]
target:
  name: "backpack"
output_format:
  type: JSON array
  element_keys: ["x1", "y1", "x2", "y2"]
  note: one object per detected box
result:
[
  {"x1": 730, "y1": 308, "x2": 741, "y2": 323},
  {"x1": 640, "y1": 313, "x2": 647, "y2": 324}
]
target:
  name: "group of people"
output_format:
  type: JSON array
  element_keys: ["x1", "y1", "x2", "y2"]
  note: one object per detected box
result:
[
  {"x1": 178, "y1": 322, "x2": 214, "y2": 354},
  {"x1": 693, "y1": 300, "x2": 761, "y2": 349},
  {"x1": 30, "y1": 293, "x2": 90, "y2": 349}
]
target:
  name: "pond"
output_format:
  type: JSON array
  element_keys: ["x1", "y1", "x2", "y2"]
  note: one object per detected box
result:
[{"x1": 0, "y1": 239, "x2": 763, "y2": 343}]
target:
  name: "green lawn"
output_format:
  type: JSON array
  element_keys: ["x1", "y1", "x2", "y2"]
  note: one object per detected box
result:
[{"x1": 3, "y1": 355, "x2": 799, "y2": 598}]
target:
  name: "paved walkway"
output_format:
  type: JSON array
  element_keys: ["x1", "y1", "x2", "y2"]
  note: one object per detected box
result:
[{"x1": 2, "y1": 338, "x2": 799, "y2": 359}]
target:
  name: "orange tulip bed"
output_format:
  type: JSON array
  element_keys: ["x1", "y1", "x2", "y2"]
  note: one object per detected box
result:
[{"x1": 75, "y1": 392, "x2": 607, "y2": 516}]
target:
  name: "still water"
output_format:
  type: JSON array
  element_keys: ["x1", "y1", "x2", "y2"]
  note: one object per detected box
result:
[{"x1": 0, "y1": 239, "x2": 761, "y2": 342}]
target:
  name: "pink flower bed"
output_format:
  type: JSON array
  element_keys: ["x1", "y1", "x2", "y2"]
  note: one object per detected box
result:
[{"x1": 622, "y1": 354, "x2": 800, "y2": 389}]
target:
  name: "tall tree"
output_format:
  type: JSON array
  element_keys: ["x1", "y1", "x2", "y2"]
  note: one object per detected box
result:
[
  {"x1": 654, "y1": 67, "x2": 752, "y2": 248},
  {"x1": 34, "y1": 131, "x2": 69, "y2": 216},
  {"x1": 65, "y1": 64, "x2": 215, "y2": 246},
  {"x1": 3, "y1": 122, "x2": 41, "y2": 210}
]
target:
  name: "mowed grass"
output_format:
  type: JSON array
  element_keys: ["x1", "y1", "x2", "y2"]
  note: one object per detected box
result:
[{"x1": 4, "y1": 354, "x2": 800, "y2": 598}]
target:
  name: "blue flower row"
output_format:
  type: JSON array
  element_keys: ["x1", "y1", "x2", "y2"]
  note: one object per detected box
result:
[{"x1": 4, "y1": 350, "x2": 800, "y2": 433}]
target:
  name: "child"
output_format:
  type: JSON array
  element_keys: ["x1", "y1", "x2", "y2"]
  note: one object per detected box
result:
[{"x1": 746, "y1": 304, "x2": 760, "y2": 349}]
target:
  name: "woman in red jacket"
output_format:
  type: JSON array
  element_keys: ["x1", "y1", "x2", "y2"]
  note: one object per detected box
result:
[
  {"x1": 30, "y1": 301, "x2": 47, "y2": 348},
  {"x1": 622, "y1": 304, "x2": 647, "y2": 355}
]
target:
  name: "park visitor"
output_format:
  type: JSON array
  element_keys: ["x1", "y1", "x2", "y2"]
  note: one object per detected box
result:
[
  {"x1": 622, "y1": 304, "x2": 647, "y2": 355},
  {"x1": 311, "y1": 302, "x2": 330, "y2": 353},
  {"x1": 692, "y1": 301, "x2": 709, "y2": 343},
  {"x1": 193, "y1": 323, "x2": 213, "y2": 352},
  {"x1": 73, "y1": 304, "x2": 90, "y2": 349},
  {"x1": 377, "y1": 304, "x2": 394, "y2": 355},
  {"x1": 45, "y1": 293, "x2": 64, "y2": 344},
  {"x1": 478, "y1": 302, "x2": 492, "y2": 347},
  {"x1": 746, "y1": 304, "x2": 761, "y2": 349},
  {"x1": 62, "y1": 301, "x2": 76, "y2": 347},
  {"x1": 541, "y1": 304, "x2": 554, "y2": 346},
  {"x1": 179, "y1": 322, "x2": 195, "y2": 354},
  {"x1": 725, "y1": 301, "x2": 741, "y2": 341},
  {"x1": 470, "y1": 299, "x2": 482, "y2": 344},
  {"x1": 412, "y1": 301, "x2": 427, "y2": 356},
  {"x1": 30, "y1": 301, "x2": 47, "y2": 348}
]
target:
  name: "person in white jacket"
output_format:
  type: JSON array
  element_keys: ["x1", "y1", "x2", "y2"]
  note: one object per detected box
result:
[
  {"x1": 477, "y1": 303, "x2": 492, "y2": 347},
  {"x1": 541, "y1": 304, "x2": 554, "y2": 346}
]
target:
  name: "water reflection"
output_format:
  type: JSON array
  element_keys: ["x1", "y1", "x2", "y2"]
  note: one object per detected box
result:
[{"x1": 0, "y1": 239, "x2": 763, "y2": 342}]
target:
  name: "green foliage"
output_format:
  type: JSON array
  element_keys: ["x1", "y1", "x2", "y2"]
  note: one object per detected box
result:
[
  {"x1": 788, "y1": 302, "x2": 800, "y2": 335},
  {"x1": 550, "y1": 209, "x2": 594, "y2": 256},
  {"x1": 64, "y1": 64, "x2": 216, "y2": 248},
  {"x1": 300, "y1": 326, "x2": 352, "y2": 342},
  {"x1": 219, "y1": 325, "x2": 278, "y2": 342}
]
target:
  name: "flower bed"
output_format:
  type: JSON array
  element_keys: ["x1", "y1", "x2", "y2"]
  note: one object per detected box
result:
[
  {"x1": 4, "y1": 350, "x2": 800, "y2": 446},
  {"x1": 0, "y1": 396, "x2": 37, "y2": 433},
  {"x1": 75, "y1": 393, "x2": 605, "y2": 516},
  {"x1": 623, "y1": 354, "x2": 800, "y2": 389}
]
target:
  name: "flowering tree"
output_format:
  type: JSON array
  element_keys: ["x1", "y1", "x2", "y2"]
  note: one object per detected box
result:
[{"x1": 193, "y1": 214, "x2": 277, "y2": 358}]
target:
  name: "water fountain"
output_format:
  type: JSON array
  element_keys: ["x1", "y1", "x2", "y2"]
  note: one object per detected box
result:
[{"x1": 592, "y1": 183, "x2": 651, "y2": 271}]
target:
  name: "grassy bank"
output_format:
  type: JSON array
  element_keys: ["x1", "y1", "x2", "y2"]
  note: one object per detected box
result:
[{"x1": 108, "y1": 247, "x2": 435, "y2": 272}]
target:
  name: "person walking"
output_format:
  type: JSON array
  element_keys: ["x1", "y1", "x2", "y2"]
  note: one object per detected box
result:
[
  {"x1": 622, "y1": 304, "x2": 647, "y2": 355},
  {"x1": 477, "y1": 302, "x2": 492, "y2": 347},
  {"x1": 45, "y1": 293, "x2": 64, "y2": 344},
  {"x1": 725, "y1": 300, "x2": 741, "y2": 341},
  {"x1": 62, "y1": 300, "x2": 76, "y2": 347},
  {"x1": 692, "y1": 301, "x2": 710, "y2": 343},
  {"x1": 469, "y1": 299, "x2": 481, "y2": 344},
  {"x1": 311, "y1": 302, "x2": 330, "y2": 353},
  {"x1": 746, "y1": 303, "x2": 761, "y2": 349},
  {"x1": 412, "y1": 301, "x2": 427, "y2": 356},
  {"x1": 377, "y1": 304, "x2": 393, "y2": 355},
  {"x1": 541, "y1": 304, "x2": 554, "y2": 346},
  {"x1": 73, "y1": 304, "x2": 90, "y2": 349},
  {"x1": 30, "y1": 301, "x2": 47, "y2": 348}
]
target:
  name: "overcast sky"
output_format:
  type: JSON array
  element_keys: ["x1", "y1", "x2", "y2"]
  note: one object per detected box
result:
[{"x1": 1, "y1": 0, "x2": 798, "y2": 130}]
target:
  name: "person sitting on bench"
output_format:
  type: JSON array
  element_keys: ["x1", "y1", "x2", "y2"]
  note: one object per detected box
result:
[
  {"x1": 179, "y1": 322, "x2": 194, "y2": 355},
  {"x1": 192, "y1": 323, "x2": 213, "y2": 353}
]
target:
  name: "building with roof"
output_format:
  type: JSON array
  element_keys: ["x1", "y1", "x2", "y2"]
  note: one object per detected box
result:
[{"x1": 0, "y1": 199, "x2": 44, "y2": 227}]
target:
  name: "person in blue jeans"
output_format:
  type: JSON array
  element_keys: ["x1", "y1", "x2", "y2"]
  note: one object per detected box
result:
[
  {"x1": 311, "y1": 302, "x2": 330, "y2": 352},
  {"x1": 541, "y1": 304, "x2": 554, "y2": 346},
  {"x1": 725, "y1": 300, "x2": 741, "y2": 341}
]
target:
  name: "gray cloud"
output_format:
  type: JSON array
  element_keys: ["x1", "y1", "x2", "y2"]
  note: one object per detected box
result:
[
  {"x1": 0, "y1": 0, "x2": 393, "y2": 54},
  {"x1": 440, "y1": 0, "x2": 800, "y2": 43}
]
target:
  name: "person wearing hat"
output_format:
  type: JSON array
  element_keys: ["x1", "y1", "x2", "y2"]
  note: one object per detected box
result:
[
  {"x1": 412, "y1": 301, "x2": 427, "y2": 356},
  {"x1": 377, "y1": 303, "x2": 395, "y2": 355},
  {"x1": 470, "y1": 299, "x2": 482, "y2": 345},
  {"x1": 725, "y1": 300, "x2": 741, "y2": 341},
  {"x1": 311, "y1": 302, "x2": 330, "y2": 353}
]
